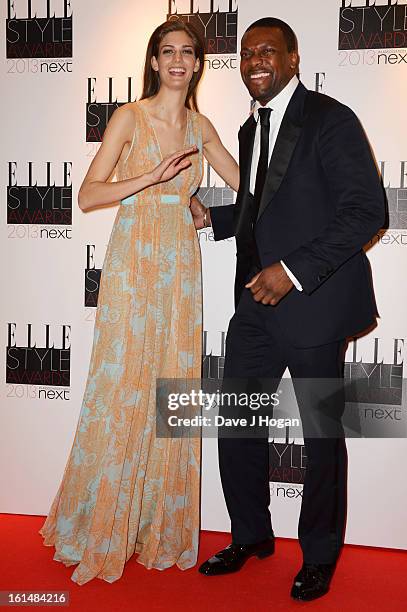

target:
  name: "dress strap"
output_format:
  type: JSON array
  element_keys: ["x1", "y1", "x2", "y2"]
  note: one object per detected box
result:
[
  {"x1": 192, "y1": 111, "x2": 203, "y2": 152},
  {"x1": 123, "y1": 125, "x2": 137, "y2": 164}
]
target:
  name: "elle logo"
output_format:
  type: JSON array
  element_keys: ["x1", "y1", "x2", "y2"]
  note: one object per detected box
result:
[
  {"x1": 6, "y1": 0, "x2": 73, "y2": 58},
  {"x1": 167, "y1": 0, "x2": 238, "y2": 54}
]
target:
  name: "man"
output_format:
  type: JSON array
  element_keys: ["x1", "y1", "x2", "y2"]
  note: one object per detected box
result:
[{"x1": 191, "y1": 17, "x2": 385, "y2": 601}]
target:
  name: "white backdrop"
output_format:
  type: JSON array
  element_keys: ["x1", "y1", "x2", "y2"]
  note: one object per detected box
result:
[{"x1": 1, "y1": 0, "x2": 406, "y2": 550}]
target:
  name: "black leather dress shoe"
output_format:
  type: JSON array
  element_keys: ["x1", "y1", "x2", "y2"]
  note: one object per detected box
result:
[
  {"x1": 198, "y1": 538, "x2": 275, "y2": 576},
  {"x1": 290, "y1": 563, "x2": 335, "y2": 601}
]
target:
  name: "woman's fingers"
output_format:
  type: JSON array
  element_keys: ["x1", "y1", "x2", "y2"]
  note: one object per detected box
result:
[
  {"x1": 168, "y1": 159, "x2": 192, "y2": 175},
  {"x1": 173, "y1": 158, "x2": 192, "y2": 169},
  {"x1": 166, "y1": 145, "x2": 198, "y2": 163},
  {"x1": 148, "y1": 146, "x2": 197, "y2": 185},
  {"x1": 159, "y1": 152, "x2": 190, "y2": 173}
]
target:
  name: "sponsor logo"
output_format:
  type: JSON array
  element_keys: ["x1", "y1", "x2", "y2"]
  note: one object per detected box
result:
[
  {"x1": 339, "y1": 0, "x2": 407, "y2": 50},
  {"x1": 7, "y1": 162, "x2": 72, "y2": 239},
  {"x1": 6, "y1": 323, "x2": 71, "y2": 387},
  {"x1": 269, "y1": 433, "x2": 306, "y2": 485},
  {"x1": 86, "y1": 77, "x2": 137, "y2": 142},
  {"x1": 167, "y1": 0, "x2": 238, "y2": 68},
  {"x1": 198, "y1": 161, "x2": 234, "y2": 207},
  {"x1": 345, "y1": 337, "x2": 404, "y2": 405},
  {"x1": 381, "y1": 160, "x2": 407, "y2": 229},
  {"x1": 314, "y1": 72, "x2": 327, "y2": 93},
  {"x1": 6, "y1": 0, "x2": 73, "y2": 61},
  {"x1": 84, "y1": 244, "x2": 102, "y2": 307},
  {"x1": 202, "y1": 330, "x2": 226, "y2": 378}
]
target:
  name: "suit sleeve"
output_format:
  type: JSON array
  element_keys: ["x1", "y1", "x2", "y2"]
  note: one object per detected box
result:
[
  {"x1": 208, "y1": 123, "x2": 248, "y2": 241},
  {"x1": 283, "y1": 105, "x2": 385, "y2": 295},
  {"x1": 210, "y1": 203, "x2": 235, "y2": 241}
]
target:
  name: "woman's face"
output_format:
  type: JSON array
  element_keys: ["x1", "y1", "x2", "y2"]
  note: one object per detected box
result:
[{"x1": 152, "y1": 30, "x2": 200, "y2": 90}]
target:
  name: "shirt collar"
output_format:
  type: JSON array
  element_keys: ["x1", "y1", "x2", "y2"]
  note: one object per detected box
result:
[{"x1": 253, "y1": 75, "x2": 299, "y2": 122}]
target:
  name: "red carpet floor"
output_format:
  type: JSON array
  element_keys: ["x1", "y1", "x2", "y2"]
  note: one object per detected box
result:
[{"x1": 1, "y1": 514, "x2": 406, "y2": 611}]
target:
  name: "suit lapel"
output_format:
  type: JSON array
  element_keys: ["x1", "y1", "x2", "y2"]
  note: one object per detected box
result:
[
  {"x1": 256, "y1": 82, "x2": 308, "y2": 221},
  {"x1": 234, "y1": 114, "x2": 256, "y2": 236}
]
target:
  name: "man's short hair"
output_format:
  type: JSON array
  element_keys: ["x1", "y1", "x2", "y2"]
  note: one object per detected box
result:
[{"x1": 244, "y1": 18, "x2": 297, "y2": 53}]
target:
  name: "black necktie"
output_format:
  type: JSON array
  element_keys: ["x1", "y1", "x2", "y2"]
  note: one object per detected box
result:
[{"x1": 252, "y1": 107, "x2": 272, "y2": 222}]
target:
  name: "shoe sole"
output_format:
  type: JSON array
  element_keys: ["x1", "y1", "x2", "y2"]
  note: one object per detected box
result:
[{"x1": 291, "y1": 587, "x2": 329, "y2": 602}]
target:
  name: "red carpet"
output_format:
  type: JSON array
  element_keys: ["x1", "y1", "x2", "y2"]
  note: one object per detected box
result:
[{"x1": 1, "y1": 514, "x2": 406, "y2": 611}]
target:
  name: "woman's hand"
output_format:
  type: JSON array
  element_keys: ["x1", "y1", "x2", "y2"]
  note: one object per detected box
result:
[{"x1": 147, "y1": 146, "x2": 198, "y2": 186}]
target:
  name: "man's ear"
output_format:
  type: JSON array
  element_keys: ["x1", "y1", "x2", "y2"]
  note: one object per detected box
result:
[
  {"x1": 151, "y1": 56, "x2": 159, "y2": 72},
  {"x1": 289, "y1": 50, "x2": 299, "y2": 71}
]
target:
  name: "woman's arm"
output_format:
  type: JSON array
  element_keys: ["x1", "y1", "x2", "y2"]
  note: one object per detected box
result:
[
  {"x1": 78, "y1": 105, "x2": 197, "y2": 211},
  {"x1": 200, "y1": 114, "x2": 239, "y2": 192}
]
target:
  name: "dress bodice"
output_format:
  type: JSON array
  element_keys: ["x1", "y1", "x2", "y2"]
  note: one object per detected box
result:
[{"x1": 115, "y1": 102, "x2": 203, "y2": 207}]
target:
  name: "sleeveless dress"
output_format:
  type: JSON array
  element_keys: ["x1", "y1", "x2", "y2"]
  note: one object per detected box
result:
[{"x1": 39, "y1": 103, "x2": 203, "y2": 584}]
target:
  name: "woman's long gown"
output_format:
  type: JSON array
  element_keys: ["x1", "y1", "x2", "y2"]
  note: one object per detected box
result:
[{"x1": 39, "y1": 103, "x2": 203, "y2": 585}]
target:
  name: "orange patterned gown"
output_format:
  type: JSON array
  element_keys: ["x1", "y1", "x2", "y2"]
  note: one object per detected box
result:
[{"x1": 40, "y1": 103, "x2": 203, "y2": 584}]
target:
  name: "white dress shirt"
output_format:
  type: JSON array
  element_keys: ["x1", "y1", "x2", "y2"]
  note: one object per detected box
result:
[{"x1": 250, "y1": 74, "x2": 303, "y2": 291}]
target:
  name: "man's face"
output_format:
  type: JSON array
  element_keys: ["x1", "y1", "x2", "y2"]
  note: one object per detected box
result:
[{"x1": 240, "y1": 26, "x2": 298, "y2": 105}]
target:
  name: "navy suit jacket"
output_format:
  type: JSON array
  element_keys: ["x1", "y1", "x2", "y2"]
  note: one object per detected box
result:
[{"x1": 210, "y1": 82, "x2": 385, "y2": 348}]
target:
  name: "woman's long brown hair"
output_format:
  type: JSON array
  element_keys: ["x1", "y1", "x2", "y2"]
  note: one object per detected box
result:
[{"x1": 140, "y1": 19, "x2": 205, "y2": 111}]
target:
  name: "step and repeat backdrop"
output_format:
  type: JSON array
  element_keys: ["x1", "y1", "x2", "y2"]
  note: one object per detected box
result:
[{"x1": 1, "y1": 0, "x2": 406, "y2": 549}]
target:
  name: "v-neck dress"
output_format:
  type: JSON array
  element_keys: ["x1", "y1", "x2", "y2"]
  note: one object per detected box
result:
[{"x1": 39, "y1": 102, "x2": 203, "y2": 584}]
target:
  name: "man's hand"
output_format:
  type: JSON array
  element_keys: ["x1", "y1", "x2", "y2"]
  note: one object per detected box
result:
[
  {"x1": 190, "y1": 195, "x2": 210, "y2": 229},
  {"x1": 245, "y1": 262, "x2": 294, "y2": 305}
]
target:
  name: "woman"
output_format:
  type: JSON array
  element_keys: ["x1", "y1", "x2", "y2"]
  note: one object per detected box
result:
[{"x1": 39, "y1": 19, "x2": 239, "y2": 584}]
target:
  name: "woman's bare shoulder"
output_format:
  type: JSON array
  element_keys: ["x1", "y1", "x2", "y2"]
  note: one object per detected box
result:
[
  {"x1": 115, "y1": 101, "x2": 141, "y2": 123},
  {"x1": 106, "y1": 102, "x2": 141, "y2": 143}
]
